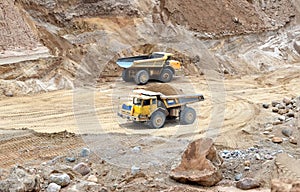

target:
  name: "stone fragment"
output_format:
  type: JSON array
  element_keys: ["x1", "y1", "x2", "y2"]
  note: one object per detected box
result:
[
  {"x1": 236, "y1": 178, "x2": 260, "y2": 190},
  {"x1": 272, "y1": 137, "x2": 283, "y2": 144},
  {"x1": 49, "y1": 173, "x2": 71, "y2": 187},
  {"x1": 73, "y1": 163, "x2": 90, "y2": 176}
]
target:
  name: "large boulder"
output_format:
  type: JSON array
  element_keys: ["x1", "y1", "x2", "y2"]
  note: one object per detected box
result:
[{"x1": 169, "y1": 138, "x2": 223, "y2": 187}]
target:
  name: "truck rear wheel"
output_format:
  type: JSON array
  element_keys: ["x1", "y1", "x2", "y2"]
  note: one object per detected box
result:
[
  {"x1": 149, "y1": 110, "x2": 166, "y2": 129},
  {"x1": 180, "y1": 107, "x2": 196, "y2": 125},
  {"x1": 159, "y1": 68, "x2": 173, "y2": 83},
  {"x1": 122, "y1": 69, "x2": 130, "y2": 82},
  {"x1": 134, "y1": 70, "x2": 149, "y2": 85}
]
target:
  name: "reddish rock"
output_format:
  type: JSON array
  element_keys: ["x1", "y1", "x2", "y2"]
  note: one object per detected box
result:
[
  {"x1": 272, "y1": 108, "x2": 279, "y2": 113},
  {"x1": 289, "y1": 137, "x2": 298, "y2": 145},
  {"x1": 169, "y1": 138, "x2": 223, "y2": 187},
  {"x1": 272, "y1": 137, "x2": 283, "y2": 144},
  {"x1": 236, "y1": 178, "x2": 260, "y2": 190},
  {"x1": 73, "y1": 163, "x2": 90, "y2": 176},
  {"x1": 278, "y1": 109, "x2": 289, "y2": 115}
]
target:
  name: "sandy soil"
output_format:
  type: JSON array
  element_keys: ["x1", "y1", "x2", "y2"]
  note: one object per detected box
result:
[{"x1": 0, "y1": 65, "x2": 299, "y2": 151}]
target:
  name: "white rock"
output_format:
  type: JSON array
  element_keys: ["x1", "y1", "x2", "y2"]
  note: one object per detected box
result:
[
  {"x1": 87, "y1": 175, "x2": 98, "y2": 183},
  {"x1": 49, "y1": 173, "x2": 70, "y2": 187},
  {"x1": 47, "y1": 183, "x2": 61, "y2": 192}
]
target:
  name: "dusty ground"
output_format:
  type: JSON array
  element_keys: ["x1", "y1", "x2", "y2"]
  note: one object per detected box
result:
[{"x1": 0, "y1": 66, "x2": 300, "y2": 190}]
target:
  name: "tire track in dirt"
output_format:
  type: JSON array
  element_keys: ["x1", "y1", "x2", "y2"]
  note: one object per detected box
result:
[{"x1": 0, "y1": 130, "x2": 84, "y2": 168}]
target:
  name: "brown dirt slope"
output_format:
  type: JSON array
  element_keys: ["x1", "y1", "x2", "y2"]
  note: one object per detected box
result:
[{"x1": 163, "y1": 0, "x2": 296, "y2": 36}]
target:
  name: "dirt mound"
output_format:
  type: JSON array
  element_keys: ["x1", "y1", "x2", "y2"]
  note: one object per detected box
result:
[
  {"x1": 144, "y1": 84, "x2": 183, "y2": 95},
  {"x1": 163, "y1": 0, "x2": 296, "y2": 37}
]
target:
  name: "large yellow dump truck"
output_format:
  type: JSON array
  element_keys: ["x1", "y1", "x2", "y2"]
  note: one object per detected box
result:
[
  {"x1": 116, "y1": 52, "x2": 181, "y2": 85},
  {"x1": 118, "y1": 89, "x2": 204, "y2": 129}
]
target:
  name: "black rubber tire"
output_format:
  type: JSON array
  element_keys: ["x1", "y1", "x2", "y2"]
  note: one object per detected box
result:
[
  {"x1": 180, "y1": 107, "x2": 196, "y2": 125},
  {"x1": 122, "y1": 69, "x2": 130, "y2": 82},
  {"x1": 149, "y1": 110, "x2": 166, "y2": 129},
  {"x1": 134, "y1": 70, "x2": 149, "y2": 85},
  {"x1": 159, "y1": 68, "x2": 173, "y2": 83}
]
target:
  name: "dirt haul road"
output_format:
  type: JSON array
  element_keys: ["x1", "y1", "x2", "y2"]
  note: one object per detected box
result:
[{"x1": 0, "y1": 66, "x2": 300, "y2": 150}]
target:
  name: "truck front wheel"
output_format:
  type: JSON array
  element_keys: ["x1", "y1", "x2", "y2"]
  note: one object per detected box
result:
[
  {"x1": 159, "y1": 68, "x2": 173, "y2": 83},
  {"x1": 149, "y1": 111, "x2": 166, "y2": 129},
  {"x1": 180, "y1": 107, "x2": 196, "y2": 125},
  {"x1": 134, "y1": 70, "x2": 149, "y2": 85}
]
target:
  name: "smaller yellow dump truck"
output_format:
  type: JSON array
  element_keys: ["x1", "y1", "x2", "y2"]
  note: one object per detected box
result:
[
  {"x1": 118, "y1": 89, "x2": 204, "y2": 128},
  {"x1": 116, "y1": 52, "x2": 181, "y2": 85}
]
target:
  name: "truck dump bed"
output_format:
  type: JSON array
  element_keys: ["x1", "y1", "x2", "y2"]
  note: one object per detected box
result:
[
  {"x1": 133, "y1": 89, "x2": 204, "y2": 108},
  {"x1": 116, "y1": 52, "x2": 168, "y2": 68},
  {"x1": 161, "y1": 94, "x2": 204, "y2": 108},
  {"x1": 116, "y1": 55, "x2": 149, "y2": 68}
]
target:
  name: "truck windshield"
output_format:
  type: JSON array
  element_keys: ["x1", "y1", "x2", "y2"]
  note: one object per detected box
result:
[
  {"x1": 143, "y1": 100, "x2": 150, "y2": 105},
  {"x1": 133, "y1": 98, "x2": 142, "y2": 105}
]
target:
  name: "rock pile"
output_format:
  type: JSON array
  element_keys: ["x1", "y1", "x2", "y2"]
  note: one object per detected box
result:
[
  {"x1": 266, "y1": 96, "x2": 299, "y2": 125},
  {"x1": 263, "y1": 96, "x2": 300, "y2": 145},
  {"x1": 0, "y1": 148, "x2": 103, "y2": 192}
]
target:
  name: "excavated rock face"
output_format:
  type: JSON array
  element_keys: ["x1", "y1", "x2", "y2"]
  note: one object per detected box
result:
[{"x1": 169, "y1": 138, "x2": 223, "y2": 187}]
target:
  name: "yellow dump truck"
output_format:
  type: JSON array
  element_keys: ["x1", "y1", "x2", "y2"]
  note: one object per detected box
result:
[
  {"x1": 116, "y1": 52, "x2": 181, "y2": 85},
  {"x1": 118, "y1": 89, "x2": 204, "y2": 128}
]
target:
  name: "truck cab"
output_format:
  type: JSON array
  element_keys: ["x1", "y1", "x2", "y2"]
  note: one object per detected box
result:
[{"x1": 119, "y1": 93, "x2": 159, "y2": 122}]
